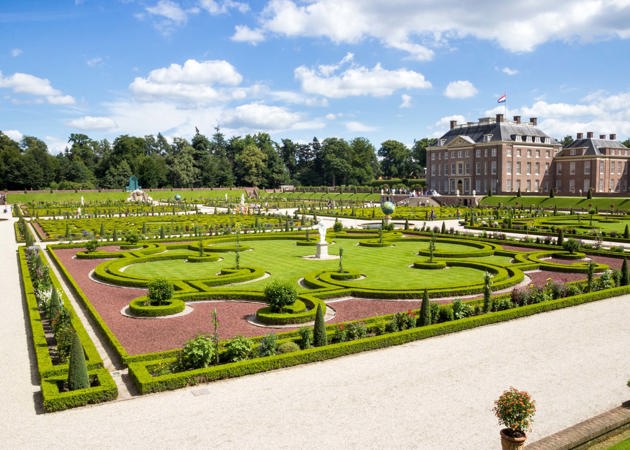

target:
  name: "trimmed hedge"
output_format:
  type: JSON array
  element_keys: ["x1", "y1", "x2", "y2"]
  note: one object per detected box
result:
[
  {"x1": 40, "y1": 367, "x2": 118, "y2": 412},
  {"x1": 128, "y1": 284, "x2": 630, "y2": 394},
  {"x1": 128, "y1": 298, "x2": 186, "y2": 317},
  {"x1": 186, "y1": 255, "x2": 220, "y2": 263},
  {"x1": 412, "y1": 261, "x2": 447, "y2": 270}
]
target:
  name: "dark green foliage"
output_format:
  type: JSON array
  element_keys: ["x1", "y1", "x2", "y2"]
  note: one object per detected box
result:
[
  {"x1": 178, "y1": 335, "x2": 215, "y2": 370},
  {"x1": 452, "y1": 300, "x2": 472, "y2": 319},
  {"x1": 298, "y1": 327, "x2": 312, "y2": 349},
  {"x1": 333, "y1": 218, "x2": 343, "y2": 232},
  {"x1": 418, "y1": 289, "x2": 431, "y2": 326},
  {"x1": 85, "y1": 239, "x2": 98, "y2": 253},
  {"x1": 549, "y1": 188, "x2": 555, "y2": 198},
  {"x1": 55, "y1": 325, "x2": 75, "y2": 363},
  {"x1": 264, "y1": 280, "x2": 297, "y2": 313},
  {"x1": 345, "y1": 322, "x2": 367, "y2": 340},
  {"x1": 112, "y1": 228, "x2": 118, "y2": 242},
  {"x1": 313, "y1": 304, "x2": 327, "y2": 347},
  {"x1": 338, "y1": 247, "x2": 344, "y2": 272},
  {"x1": 624, "y1": 224, "x2": 629, "y2": 239},
  {"x1": 441, "y1": 221, "x2": 446, "y2": 234},
  {"x1": 587, "y1": 261, "x2": 595, "y2": 292},
  {"x1": 67, "y1": 332, "x2": 89, "y2": 391},
  {"x1": 621, "y1": 258, "x2": 629, "y2": 287},
  {"x1": 516, "y1": 187, "x2": 521, "y2": 197},
  {"x1": 438, "y1": 304, "x2": 454, "y2": 322},
  {"x1": 258, "y1": 334, "x2": 277, "y2": 357},
  {"x1": 224, "y1": 336, "x2": 253, "y2": 362},
  {"x1": 563, "y1": 238, "x2": 581, "y2": 254},
  {"x1": 587, "y1": 188, "x2": 592, "y2": 199},
  {"x1": 147, "y1": 278, "x2": 173, "y2": 306},
  {"x1": 557, "y1": 228, "x2": 564, "y2": 247}
]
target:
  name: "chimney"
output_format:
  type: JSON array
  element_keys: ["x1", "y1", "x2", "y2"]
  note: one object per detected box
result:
[
  {"x1": 577, "y1": 133, "x2": 583, "y2": 139},
  {"x1": 610, "y1": 133, "x2": 617, "y2": 141},
  {"x1": 513, "y1": 115, "x2": 521, "y2": 124},
  {"x1": 450, "y1": 120, "x2": 457, "y2": 130},
  {"x1": 496, "y1": 113, "x2": 504, "y2": 123},
  {"x1": 530, "y1": 117, "x2": 538, "y2": 126},
  {"x1": 600, "y1": 134, "x2": 606, "y2": 139},
  {"x1": 587, "y1": 131, "x2": 594, "y2": 139}
]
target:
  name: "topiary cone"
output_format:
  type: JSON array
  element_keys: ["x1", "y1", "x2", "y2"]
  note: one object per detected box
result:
[
  {"x1": 313, "y1": 304, "x2": 327, "y2": 347},
  {"x1": 67, "y1": 332, "x2": 89, "y2": 391}
]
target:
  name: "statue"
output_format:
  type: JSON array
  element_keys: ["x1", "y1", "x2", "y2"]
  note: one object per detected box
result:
[{"x1": 317, "y1": 221, "x2": 327, "y2": 244}]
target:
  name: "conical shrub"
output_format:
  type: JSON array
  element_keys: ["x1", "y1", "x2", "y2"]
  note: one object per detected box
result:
[
  {"x1": 418, "y1": 289, "x2": 431, "y2": 326},
  {"x1": 313, "y1": 304, "x2": 327, "y2": 347},
  {"x1": 67, "y1": 332, "x2": 89, "y2": 391}
]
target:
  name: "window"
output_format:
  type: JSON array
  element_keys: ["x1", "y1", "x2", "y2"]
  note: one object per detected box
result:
[
  {"x1": 444, "y1": 164, "x2": 449, "y2": 175},
  {"x1": 475, "y1": 179, "x2": 481, "y2": 192},
  {"x1": 555, "y1": 179, "x2": 561, "y2": 191},
  {"x1": 526, "y1": 162, "x2": 531, "y2": 175},
  {"x1": 440, "y1": 138, "x2": 446, "y2": 146},
  {"x1": 545, "y1": 150, "x2": 550, "y2": 158},
  {"x1": 437, "y1": 164, "x2": 441, "y2": 176},
  {"x1": 535, "y1": 149, "x2": 540, "y2": 158},
  {"x1": 475, "y1": 149, "x2": 481, "y2": 158},
  {"x1": 600, "y1": 161, "x2": 605, "y2": 174},
  {"x1": 465, "y1": 162, "x2": 470, "y2": 175},
  {"x1": 444, "y1": 151, "x2": 448, "y2": 160},
  {"x1": 484, "y1": 134, "x2": 492, "y2": 142},
  {"x1": 583, "y1": 179, "x2": 590, "y2": 193},
  {"x1": 491, "y1": 147, "x2": 497, "y2": 157},
  {"x1": 569, "y1": 179, "x2": 575, "y2": 193},
  {"x1": 458, "y1": 151, "x2": 462, "y2": 158},
  {"x1": 491, "y1": 161, "x2": 497, "y2": 175},
  {"x1": 431, "y1": 152, "x2": 436, "y2": 160},
  {"x1": 610, "y1": 179, "x2": 614, "y2": 192},
  {"x1": 570, "y1": 149, "x2": 576, "y2": 156},
  {"x1": 610, "y1": 161, "x2": 615, "y2": 174},
  {"x1": 516, "y1": 161, "x2": 521, "y2": 175},
  {"x1": 556, "y1": 162, "x2": 562, "y2": 175},
  {"x1": 545, "y1": 162, "x2": 550, "y2": 173},
  {"x1": 527, "y1": 149, "x2": 532, "y2": 158},
  {"x1": 475, "y1": 162, "x2": 481, "y2": 175},
  {"x1": 438, "y1": 152, "x2": 441, "y2": 160},
  {"x1": 431, "y1": 166, "x2": 436, "y2": 176},
  {"x1": 451, "y1": 163, "x2": 455, "y2": 174},
  {"x1": 535, "y1": 162, "x2": 540, "y2": 175},
  {"x1": 507, "y1": 148, "x2": 512, "y2": 157},
  {"x1": 506, "y1": 161, "x2": 512, "y2": 175},
  {"x1": 599, "y1": 179, "x2": 604, "y2": 192},
  {"x1": 458, "y1": 162, "x2": 463, "y2": 175},
  {"x1": 506, "y1": 180, "x2": 512, "y2": 191},
  {"x1": 569, "y1": 162, "x2": 575, "y2": 175},
  {"x1": 584, "y1": 161, "x2": 591, "y2": 175},
  {"x1": 618, "y1": 161, "x2": 622, "y2": 174},
  {"x1": 516, "y1": 149, "x2": 522, "y2": 157}
]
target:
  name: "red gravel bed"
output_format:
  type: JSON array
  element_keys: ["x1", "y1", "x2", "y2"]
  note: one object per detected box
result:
[{"x1": 525, "y1": 270, "x2": 586, "y2": 286}]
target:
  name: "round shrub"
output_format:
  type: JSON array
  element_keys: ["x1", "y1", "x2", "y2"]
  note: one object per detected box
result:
[
  {"x1": 178, "y1": 335, "x2": 215, "y2": 370},
  {"x1": 412, "y1": 261, "x2": 447, "y2": 270},
  {"x1": 224, "y1": 336, "x2": 253, "y2": 362},
  {"x1": 128, "y1": 297, "x2": 185, "y2": 317},
  {"x1": 147, "y1": 278, "x2": 173, "y2": 306},
  {"x1": 264, "y1": 280, "x2": 297, "y2": 313},
  {"x1": 277, "y1": 341, "x2": 300, "y2": 354}
]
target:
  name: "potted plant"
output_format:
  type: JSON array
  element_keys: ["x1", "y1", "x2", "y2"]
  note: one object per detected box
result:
[{"x1": 493, "y1": 387, "x2": 536, "y2": 450}]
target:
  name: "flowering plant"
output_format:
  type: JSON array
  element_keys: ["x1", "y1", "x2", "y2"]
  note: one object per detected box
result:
[{"x1": 493, "y1": 387, "x2": 536, "y2": 436}]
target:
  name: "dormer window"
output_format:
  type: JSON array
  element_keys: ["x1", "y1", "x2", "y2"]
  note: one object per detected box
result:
[
  {"x1": 439, "y1": 138, "x2": 447, "y2": 146},
  {"x1": 484, "y1": 134, "x2": 493, "y2": 142}
]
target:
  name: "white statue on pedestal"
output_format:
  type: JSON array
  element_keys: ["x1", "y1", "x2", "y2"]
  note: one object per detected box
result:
[{"x1": 317, "y1": 221, "x2": 327, "y2": 244}]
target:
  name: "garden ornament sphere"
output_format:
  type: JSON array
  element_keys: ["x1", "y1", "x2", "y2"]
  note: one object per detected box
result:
[
  {"x1": 174, "y1": 194, "x2": 182, "y2": 201},
  {"x1": 381, "y1": 201, "x2": 395, "y2": 216}
]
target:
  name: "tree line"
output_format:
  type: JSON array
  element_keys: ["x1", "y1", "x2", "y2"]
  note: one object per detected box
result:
[{"x1": 0, "y1": 129, "x2": 433, "y2": 190}]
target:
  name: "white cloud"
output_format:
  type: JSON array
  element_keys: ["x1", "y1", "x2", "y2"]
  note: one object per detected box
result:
[
  {"x1": 129, "y1": 59, "x2": 244, "y2": 103},
  {"x1": 325, "y1": 113, "x2": 337, "y2": 120},
  {"x1": 223, "y1": 103, "x2": 302, "y2": 130},
  {"x1": 200, "y1": 0, "x2": 249, "y2": 14},
  {"x1": 0, "y1": 71, "x2": 75, "y2": 105},
  {"x1": 400, "y1": 94, "x2": 412, "y2": 108},
  {"x1": 502, "y1": 67, "x2": 519, "y2": 76},
  {"x1": 444, "y1": 80, "x2": 478, "y2": 99},
  {"x1": 146, "y1": 0, "x2": 190, "y2": 25},
  {"x1": 252, "y1": 0, "x2": 630, "y2": 59},
  {"x1": 231, "y1": 25, "x2": 265, "y2": 44},
  {"x1": 295, "y1": 56, "x2": 431, "y2": 98},
  {"x1": 2, "y1": 129, "x2": 23, "y2": 142},
  {"x1": 10, "y1": 48, "x2": 22, "y2": 57},
  {"x1": 67, "y1": 116, "x2": 117, "y2": 131},
  {"x1": 86, "y1": 57, "x2": 104, "y2": 68},
  {"x1": 44, "y1": 135, "x2": 69, "y2": 155},
  {"x1": 346, "y1": 121, "x2": 376, "y2": 132}
]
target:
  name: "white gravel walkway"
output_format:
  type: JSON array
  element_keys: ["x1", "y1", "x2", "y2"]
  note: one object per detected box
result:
[{"x1": 1, "y1": 207, "x2": 629, "y2": 449}]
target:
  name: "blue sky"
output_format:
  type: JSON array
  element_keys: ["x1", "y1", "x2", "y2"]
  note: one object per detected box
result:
[{"x1": 2, "y1": 0, "x2": 630, "y2": 153}]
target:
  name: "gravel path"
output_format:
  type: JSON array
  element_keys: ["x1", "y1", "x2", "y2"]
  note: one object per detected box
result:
[{"x1": 2, "y1": 210, "x2": 630, "y2": 449}]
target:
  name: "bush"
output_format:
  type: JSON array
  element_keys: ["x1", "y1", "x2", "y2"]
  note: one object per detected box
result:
[
  {"x1": 438, "y1": 305, "x2": 454, "y2": 322},
  {"x1": 277, "y1": 341, "x2": 300, "y2": 354},
  {"x1": 178, "y1": 335, "x2": 215, "y2": 370},
  {"x1": 562, "y1": 238, "x2": 581, "y2": 254},
  {"x1": 333, "y1": 219, "x2": 343, "y2": 232},
  {"x1": 264, "y1": 281, "x2": 297, "y2": 313},
  {"x1": 418, "y1": 289, "x2": 431, "y2": 326},
  {"x1": 67, "y1": 332, "x2": 89, "y2": 391},
  {"x1": 258, "y1": 334, "x2": 277, "y2": 357},
  {"x1": 332, "y1": 324, "x2": 347, "y2": 342},
  {"x1": 345, "y1": 322, "x2": 367, "y2": 340},
  {"x1": 224, "y1": 336, "x2": 253, "y2": 362},
  {"x1": 85, "y1": 240, "x2": 98, "y2": 253},
  {"x1": 298, "y1": 327, "x2": 312, "y2": 349},
  {"x1": 147, "y1": 278, "x2": 173, "y2": 306},
  {"x1": 452, "y1": 300, "x2": 473, "y2": 319}
]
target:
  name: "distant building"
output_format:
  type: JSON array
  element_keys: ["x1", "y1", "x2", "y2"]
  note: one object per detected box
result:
[{"x1": 426, "y1": 114, "x2": 630, "y2": 196}]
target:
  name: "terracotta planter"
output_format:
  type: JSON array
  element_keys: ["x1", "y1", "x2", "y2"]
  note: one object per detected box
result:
[{"x1": 500, "y1": 428, "x2": 527, "y2": 450}]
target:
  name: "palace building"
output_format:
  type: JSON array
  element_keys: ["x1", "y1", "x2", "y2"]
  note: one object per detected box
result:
[{"x1": 426, "y1": 114, "x2": 630, "y2": 196}]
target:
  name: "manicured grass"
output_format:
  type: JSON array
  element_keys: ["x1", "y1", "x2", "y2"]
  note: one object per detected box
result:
[
  {"x1": 480, "y1": 195, "x2": 630, "y2": 211},
  {"x1": 123, "y1": 257, "x2": 224, "y2": 280}
]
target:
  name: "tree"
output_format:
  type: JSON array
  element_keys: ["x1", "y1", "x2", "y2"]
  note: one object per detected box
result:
[
  {"x1": 313, "y1": 303, "x2": 327, "y2": 346},
  {"x1": 621, "y1": 258, "x2": 629, "y2": 287},
  {"x1": 67, "y1": 332, "x2": 89, "y2": 391},
  {"x1": 234, "y1": 143, "x2": 267, "y2": 187},
  {"x1": 586, "y1": 261, "x2": 595, "y2": 292},
  {"x1": 378, "y1": 140, "x2": 411, "y2": 178},
  {"x1": 147, "y1": 279, "x2": 173, "y2": 306},
  {"x1": 560, "y1": 135, "x2": 575, "y2": 147},
  {"x1": 557, "y1": 228, "x2": 564, "y2": 247},
  {"x1": 418, "y1": 289, "x2": 431, "y2": 326},
  {"x1": 264, "y1": 281, "x2": 297, "y2": 313},
  {"x1": 410, "y1": 138, "x2": 436, "y2": 177},
  {"x1": 563, "y1": 238, "x2": 581, "y2": 254}
]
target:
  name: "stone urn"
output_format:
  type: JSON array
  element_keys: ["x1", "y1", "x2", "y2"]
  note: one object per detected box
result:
[{"x1": 500, "y1": 429, "x2": 527, "y2": 450}]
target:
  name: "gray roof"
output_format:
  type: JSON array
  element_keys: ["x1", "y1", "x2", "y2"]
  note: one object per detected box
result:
[
  {"x1": 564, "y1": 138, "x2": 627, "y2": 156},
  {"x1": 439, "y1": 120, "x2": 554, "y2": 145}
]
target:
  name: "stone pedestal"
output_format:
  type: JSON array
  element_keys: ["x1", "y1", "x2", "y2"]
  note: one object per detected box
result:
[{"x1": 315, "y1": 242, "x2": 329, "y2": 259}]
